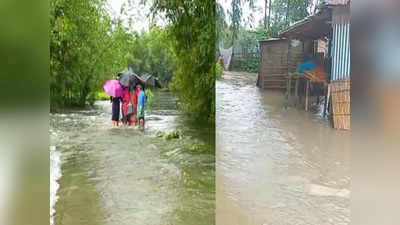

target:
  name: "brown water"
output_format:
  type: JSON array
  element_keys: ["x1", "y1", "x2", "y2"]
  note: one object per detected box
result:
[
  {"x1": 216, "y1": 71, "x2": 350, "y2": 225},
  {"x1": 50, "y1": 91, "x2": 215, "y2": 225}
]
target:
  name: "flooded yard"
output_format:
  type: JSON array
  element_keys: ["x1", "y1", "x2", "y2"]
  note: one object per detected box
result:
[
  {"x1": 216, "y1": 71, "x2": 350, "y2": 225},
  {"x1": 50, "y1": 91, "x2": 215, "y2": 225}
]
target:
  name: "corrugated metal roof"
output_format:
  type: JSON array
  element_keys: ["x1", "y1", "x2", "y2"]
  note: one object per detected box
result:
[
  {"x1": 279, "y1": 0, "x2": 349, "y2": 39},
  {"x1": 279, "y1": 17, "x2": 312, "y2": 36},
  {"x1": 279, "y1": 6, "x2": 331, "y2": 39},
  {"x1": 259, "y1": 38, "x2": 286, "y2": 43},
  {"x1": 322, "y1": 0, "x2": 350, "y2": 6}
]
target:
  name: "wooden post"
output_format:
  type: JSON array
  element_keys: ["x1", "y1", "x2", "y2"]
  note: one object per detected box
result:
[
  {"x1": 305, "y1": 80, "x2": 310, "y2": 111},
  {"x1": 328, "y1": 88, "x2": 333, "y2": 126},
  {"x1": 295, "y1": 77, "x2": 299, "y2": 106},
  {"x1": 286, "y1": 38, "x2": 291, "y2": 101},
  {"x1": 324, "y1": 84, "x2": 331, "y2": 116},
  {"x1": 328, "y1": 85, "x2": 332, "y2": 116},
  {"x1": 323, "y1": 84, "x2": 328, "y2": 116},
  {"x1": 285, "y1": 79, "x2": 288, "y2": 99},
  {"x1": 288, "y1": 74, "x2": 292, "y2": 100},
  {"x1": 286, "y1": 76, "x2": 291, "y2": 100}
]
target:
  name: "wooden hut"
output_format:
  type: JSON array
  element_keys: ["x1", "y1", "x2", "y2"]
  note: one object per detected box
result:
[
  {"x1": 276, "y1": 0, "x2": 350, "y2": 130},
  {"x1": 257, "y1": 38, "x2": 319, "y2": 90}
]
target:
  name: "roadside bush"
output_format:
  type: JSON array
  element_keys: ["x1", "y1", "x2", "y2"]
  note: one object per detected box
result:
[{"x1": 216, "y1": 62, "x2": 223, "y2": 80}]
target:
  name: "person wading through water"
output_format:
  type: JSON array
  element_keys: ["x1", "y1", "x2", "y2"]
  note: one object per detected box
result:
[{"x1": 136, "y1": 84, "x2": 147, "y2": 130}]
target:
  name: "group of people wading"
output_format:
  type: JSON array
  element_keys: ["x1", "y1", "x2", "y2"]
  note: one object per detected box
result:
[{"x1": 111, "y1": 83, "x2": 147, "y2": 129}]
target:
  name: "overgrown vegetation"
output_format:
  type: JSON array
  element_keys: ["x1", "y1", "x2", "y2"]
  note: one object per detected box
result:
[
  {"x1": 216, "y1": 0, "x2": 314, "y2": 73},
  {"x1": 96, "y1": 92, "x2": 110, "y2": 101},
  {"x1": 152, "y1": 0, "x2": 216, "y2": 123},
  {"x1": 216, "y1": 62, "x2": 223, "y2": 80},
  {"x1": 144, "y1": 89, "x2": 158, "y2": 111},
  {"x1": 127, "y1": 27, "x2": 177, "y2": 86},
  {"x1": 50, "y1": 0, "x2": 131, "y2": 109},
  {"x1": 51, "y1": 0, "x2": 215, "y2": 123}
]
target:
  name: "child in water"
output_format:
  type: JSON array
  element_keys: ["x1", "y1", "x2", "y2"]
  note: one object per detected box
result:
[
  {"x1": 110, "y1": 96, "x2": 121, "y2": 126},
  {"x1": 136, "y1": 84, "x2": 147, "y2": 130}
]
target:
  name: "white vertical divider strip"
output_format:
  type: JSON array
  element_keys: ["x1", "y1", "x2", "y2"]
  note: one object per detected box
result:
[
  {"x1": 338, "y1": 21, "x2": 343, "y2": 80},
  {"x1": 347, "y1": 23, "x2": 350, "y2": 78},
  {"x1": 348, "y1": 21, "x2": 351, "y2": 77},
  {"x1": 340, "y1": 23, "x2": 343, "y2": 80},
  {"x1": 333, "y1": 23, "x2": 338, "y2": 80}
]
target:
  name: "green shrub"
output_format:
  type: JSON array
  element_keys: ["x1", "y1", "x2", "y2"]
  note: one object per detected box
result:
[
  {"x1": 50, "y1": 0, "x2": 132, "y2": 110},
  {"x1": 242, "y1": 59, "x2": 259, "y2": 73},
  {"x1": 145, "y1": 89, "x2": 153, "y2": 101},
  {"x1": 153, "y1": 0, "x2": 215, "y2": 124},
  {"x1": 216, "y1": 62, "x2": 223, "y2": 80},
  {"x1": 145, "y1": 89, "x2": 158, "y2": 110},
  {"x1": 96, "y1": 92, "x2": 110, "y2": 100}
]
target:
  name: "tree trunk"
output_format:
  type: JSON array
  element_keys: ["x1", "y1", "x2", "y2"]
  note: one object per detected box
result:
[
  {"x1": 264, "y1": 0, "x2": 267, "y2": 29},
  {"x1": 267, "y1": 0, "x2": 272, "y2": 30},
  {"x1": 286, "y1": 0, "x2": 290, "y2": 27}
]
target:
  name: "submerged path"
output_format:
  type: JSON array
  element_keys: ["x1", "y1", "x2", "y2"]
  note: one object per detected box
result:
[
  {"x1": 216, "y1": 71, "x2": 350, "y2": 225},
  {"x1": 50, "y1": 91, "x2": 215, "y2": 225}
]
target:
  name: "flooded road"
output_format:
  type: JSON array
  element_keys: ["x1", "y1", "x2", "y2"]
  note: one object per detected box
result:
[
  {"x1": 50, "y1": 91, "x2": 215, "y2": 225},
  {"x1": 216, "y1": 71, "x2": 350, "y2": 225}
]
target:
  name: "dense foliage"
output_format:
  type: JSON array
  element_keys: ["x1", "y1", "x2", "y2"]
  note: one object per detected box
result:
[
  {"x1": 50, "y1": 0, "x2": 132, "y2": 109},
  {"x1": 51, "y1": 0, "x2": 214, "y2": 123},
  {"x1": 257, "y1": 0, "x2": 313, "y2": 39},
  {"x1": 217, "y1": 0, "x2": 313, "y2": 73},
  {"x1": 127, "y1": 27, "x2": 176, "y2": 86},
  {"x1": 216, "y1": 3, "x2": 228, "y2": 48},
  {"x1": 151, "y1": 0, "x2": 216, "y2": 123},
  {"x1": 50, "y1": 0, "x2": 179, "y2": 111},
  {"x1": 216, "y1": 62, "x2": 223, "y2": 80}
]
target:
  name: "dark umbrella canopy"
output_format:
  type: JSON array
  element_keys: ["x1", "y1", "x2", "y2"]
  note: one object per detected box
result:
[
  {"x1": 118, "y1": 71, "x2": 134, "y2": 87},
  {"x1": 118, "y1": 70, "x2": 147, "y2": 88},
  {"x1": 133, "y1": 75, "x2": 147, "y2": 89}
]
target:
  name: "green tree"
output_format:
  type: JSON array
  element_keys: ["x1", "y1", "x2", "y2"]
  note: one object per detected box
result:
[
  {"x1": 254, "y1": 0, "x2": 313, "y2": 40},
  {"x1": 50, "y1": 0, "x2": 131, "y2": 109},
  {"x1": 216, "y1": 2, "x2": 227, "y2": 47},
  {"x1": 222, "y1": 0, "x2": 313, "y2": 72},
  {"x1": 151, "y1": 0, "x2": 216, "y2": 123},
  {"x1": 229, "y1": 0, "x2": 255, "y2": 46},
  {"x1": 128, "y1": 27, "x2": 177, "y2": 86}
]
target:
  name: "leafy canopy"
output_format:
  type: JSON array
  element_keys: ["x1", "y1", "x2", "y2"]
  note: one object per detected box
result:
[{"x1": 151, "y1": 0, "x2": 216, "y2": 123}]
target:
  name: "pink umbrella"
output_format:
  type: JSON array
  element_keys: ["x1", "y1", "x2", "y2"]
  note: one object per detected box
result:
[{"x1": 103, "y1": 79, "x2": 123, "y2": 97}]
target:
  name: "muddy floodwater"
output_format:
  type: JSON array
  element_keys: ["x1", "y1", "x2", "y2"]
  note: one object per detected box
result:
[
  {"x1": 50, "y1": 91, "x2": 215, "y2": 225},
  {"x1": 216, "y1": 71, "x2": 350, "y2": 225}
]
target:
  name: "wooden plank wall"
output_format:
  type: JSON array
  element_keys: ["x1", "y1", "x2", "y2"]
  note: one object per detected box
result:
[
  {"x1": 258, "y1": 39, "x2": 313, "y2": 90},
  {"x1": 288, "y1": 39, "x2": 307, "y2": 74},
  {"x1": 258, "y1": 40, "x2": 289, "y2": 89}
]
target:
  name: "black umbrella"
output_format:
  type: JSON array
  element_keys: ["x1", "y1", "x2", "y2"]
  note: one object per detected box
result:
[
  {"x1": 118, "y1": 70, "x2": 147, "y2": 88},
  {"x1": 118, "y1": 71, "x2": 134, "y2": 87}
]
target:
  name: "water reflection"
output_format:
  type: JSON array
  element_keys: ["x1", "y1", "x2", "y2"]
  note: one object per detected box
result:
[{"x1": 216, "y1": 71, "x2": 350, "y2": 225}]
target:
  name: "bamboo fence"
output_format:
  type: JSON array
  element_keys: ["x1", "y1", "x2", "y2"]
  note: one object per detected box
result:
[{"x1": 331, "y1": 78, "x2": 350, "y2": 130}]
